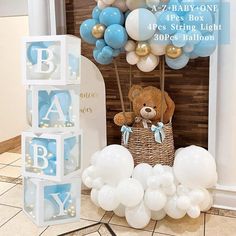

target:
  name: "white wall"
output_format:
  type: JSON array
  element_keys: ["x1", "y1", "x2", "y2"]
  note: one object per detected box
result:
[{"x1": 0, "y1": 16, "x2": 28, "y2": 142}]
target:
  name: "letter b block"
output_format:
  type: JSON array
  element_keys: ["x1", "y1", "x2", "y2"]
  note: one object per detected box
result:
[
  {"x1": 27, "y1": 85, "x2": 80, "y2": 132},
  {"x1": 22, "y1": 131, "x2": 82, "y2": 182},
  {"x1": 23, "y1": 177, "x2": 81, "y2": 226},
  {"x1": 22, "y1": 35, "x2": 81, "y2": 85}
]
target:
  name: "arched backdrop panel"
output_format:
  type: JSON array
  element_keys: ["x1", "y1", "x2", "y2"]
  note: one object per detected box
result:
[{"x1": 66, "y1": 0, "x2": 210, "y2": 149}]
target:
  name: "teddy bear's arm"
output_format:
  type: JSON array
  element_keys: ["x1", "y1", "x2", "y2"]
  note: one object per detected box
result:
[
  {"x1": 163, "y1": 92, "x2": 175, "y2": 123},
  {"x1": 114, "y1": 112, "x2": 135, "y2": 126}
]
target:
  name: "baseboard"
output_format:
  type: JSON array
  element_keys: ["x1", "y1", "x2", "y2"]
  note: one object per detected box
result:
[
  {"x1": 0, "y1": 136, "x2": 21, "y2": 154},
  {"x1": 212, "y1": 184, "x2": 236, "y2": 211}
]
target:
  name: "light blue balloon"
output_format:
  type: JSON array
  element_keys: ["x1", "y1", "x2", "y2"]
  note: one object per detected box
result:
[
  {"x1": 180, "y1": 0, "x2": 198, "y2": 14},
  {"x1": 102, "y1": 46, "x2": 114, "y2": 58},
  {"x1": 187, "y1": 30, "x2": 202, "y2": 45},
  {"x1": 99, "y1": 7, "x2": 124, "y2": 27},
  {"x1": 44, "y1": 185, "x2": 58, "y2": 200},
  {"x1": 64, "y1": 141, "x2": 71, "y2": 161},
  {"x1": 193, "y1": 36, "x2": 216, "y2": 57},
  {"x1": 39, "y1": 103, "x2": 50, "y2": 122},
  {"x1": 96, "y1": 39, "x2": 106, "y2": 50},
  {"x1": 166, "y1": 53, "x2": 190, "y2": 69},
  {"x1": 50, "y1": 91, "x2": 72, "y2": 114},
  {"x1": 48, "y1": 140, "x2": 57, "y2": 155},
  {"x1": 65, "y1": 137, "x2": 77, "y2": 149},
  {"x1": 183, "y1": 42, "x2": 195, "y2": 53},
  {"x1": 93, "y1": 48, "x2": 102, "y2": 60},
  {"x1": 189, "y1": 51, "x2": 199, "y2": 59},
  {"x1": 27, "y1": 42, "x2": 48, "y2": 65},
  {"x1": 184, "y1": 8, "x2": 213, "y2": 34},
  {"x1": 95, "y1": 52, "x2": 113, "y2": 65},
  {"x1": 113, "y1": 49, "x2": 121, "y2": 57},
  {"x1": 172, "y1": 31, "x2": 187, "y2": 47},
  {"x1": 43, "y1": 160, "x2": 56, "y2": 176},
  {"x1": 104, "y1": 24, "x2": 128, "y2": 49},
  {"x1": 69, "y1": 54, "x2": 79, "y2": 74},
  {"x1": 80, "y1": 19, "x2": 99, "y2": 45},
  {"x1": 168, "y1": 0, "x2": 186, "y2": 16},
  {"x1": 92, "y1": 6, "x2": 102, "y2": 20},
  {"x1": 158, "y1": 11, "x2": 180, "y2": 35},
  {"x1": 39, "y1": 91, "x2": 50, "y2": 105}
]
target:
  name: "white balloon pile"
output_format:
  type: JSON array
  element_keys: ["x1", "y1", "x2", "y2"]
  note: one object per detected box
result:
[{"x1": 82, "y1": 144, "x2": 217, "y2": 229}]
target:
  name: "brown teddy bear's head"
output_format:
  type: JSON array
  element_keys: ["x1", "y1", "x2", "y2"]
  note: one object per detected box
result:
[{"x1": 129, "y1": 85, "x2": 175, "y2": 123}]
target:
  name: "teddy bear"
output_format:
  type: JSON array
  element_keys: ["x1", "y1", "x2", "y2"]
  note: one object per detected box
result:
[{"x1": 114, "y1": 85, "x2": 175, "y2": 127}]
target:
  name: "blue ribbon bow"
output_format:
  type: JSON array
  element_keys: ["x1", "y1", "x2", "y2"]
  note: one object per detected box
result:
[
  {"x1": 121, "y1": 125, "x2": 132, "y2": 145},
  {"x1": 151, "y1": 122, "x2": 166, "y2": 144}
]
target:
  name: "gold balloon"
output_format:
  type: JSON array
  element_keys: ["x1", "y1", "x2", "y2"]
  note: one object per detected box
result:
[
  {"x1": 135, "y1": 42, "x2": 151, "y2": 57},
  {"x1": 166, "y1": 45, "x2": 182, "y2": 59},
  {"x1": 92, "y1": 24, "x2": 106, "y2": 39}
]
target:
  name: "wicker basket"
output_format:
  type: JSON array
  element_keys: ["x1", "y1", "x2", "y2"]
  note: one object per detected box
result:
[{"x1": 122, "y1": 123, "x2": 175, "y2": 167}]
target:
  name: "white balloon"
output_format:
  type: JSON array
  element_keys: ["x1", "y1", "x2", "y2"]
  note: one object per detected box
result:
[
  {"x1": 151, "y1": 209, "x2": 166, "y2": 221},
  {"x1": 162, "y1": 184, "x2": 176, "y2": 196},
  {"x1": 44, "y1": 199, "x2": 57, "y2": 221},
  {"x1": 84, "y1": 177, "x2": 93, "y2": 188},
  {"x1": 125, "y1": 40, "x2": 136, "y2": 52},
  {"x1": 125, "y1": 8, "x2": 156, "y2": 41},
  {"x1": 187, "y1": 205, "x2": 201, "y2": 219},
  {"x1": 189, "y1": 189, "x2": 205, "y2": 205},
  {"x1": 146, "y1": 0, "x2": 160, "y2": 8},
  {"x1": 125, "y1": 202, "x2": 151, "y2": 229},
  {"x1": 126, "y1": 0, "x2": 147, "y2": 10},
  {"x1": 114, "y1": 204, "x2": 126, "y2": 217},
  {"x1": 87, "y1": 166, "x2": 98, "y2": 179},
  {"x1": 177, "y1": 185, "x2": 190, "y2": 196},
  {"x1": 149, "y1": 34, "x2": 170, "y2": 56},
  {"x1": 91, "y1": 188, "x2": 100, "y2": 207},
  {"x1": 97, "y1": 0, "x2": 108, "y2": 9},
  {"x1": 137, "y1": 54, "x2": 159, "y2": 72},
  {"x1": 176, "y1": 196, "x2": 191, "y2": 211},
  {"x1": 92, "y1": 177, "x2": 104, "y2": 189},
  {"x1": 160, "y1": 172, "x2": 174, "y2": 187},
  {"x1": 96, "y1": 145, "x2": 134, "y2": 185},
  {"x1": 173, "y1": 145, "x2": 218, "y2": 189},
  {"x1": 175, "y1": 148, "x2": 184, "y2": 157},
  {"x1": 117, "y1": 178, "x2": 144, "y2": 207},
  {"x1": 103, "y1": 0, "x2": 115, "y2": 4},
  {"x1": 144, "y1": 188, "x2": 167, "y2": 211},
  {"x1": 147, "y1": 176, "x2": 161, "y2": 189},
  {"x1": 98, "y1": 185, "x2": 120, "y2": 211},
  {"x1": 126, "y1": 52, "x2": 139, "y2": 65},
  {"x1": 153, "y1": 164, "x2": 165, "y2": 176},
  {"x1": 165, "y1": 196, "x2": 186, "y2": 219},
  {"x1": 132, "y1": 163, "x2": 153, "y2": 190},
  {"x1": 199, "y1": 189, "x2": 213, "y2": 212},
  {"x1": 112, "y1": 0, "x2": 128, "y2": 12}
]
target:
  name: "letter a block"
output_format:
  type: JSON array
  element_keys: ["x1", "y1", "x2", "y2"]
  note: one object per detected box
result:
[
  {"x1": 23, "y1": 177, "x2": 81, "y2": 226},
  {"x1": 22, "y1": 35, "x2": 81, "y2": 85},
  {"x1": 27, "y1": 85, "x2": 80, "y2": 132},
  {"x1": 22, "y1": 131, "x2": 82, "y2": 182}
]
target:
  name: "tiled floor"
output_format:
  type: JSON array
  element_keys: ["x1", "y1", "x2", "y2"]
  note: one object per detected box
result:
[{"x1": 0, "y1": 151, "x2": 236, "y2": 236}]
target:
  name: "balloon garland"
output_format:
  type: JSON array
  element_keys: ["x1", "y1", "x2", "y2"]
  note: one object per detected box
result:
[
  {"x1": 80, "y1": 0, "x2": 218, "y2": 71},
  {"x1": 83, "y1": 145, "x2": 217, "y2": 229}
]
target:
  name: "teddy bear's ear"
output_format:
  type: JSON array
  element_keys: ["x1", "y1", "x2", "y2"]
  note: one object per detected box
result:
[{"x1": 128, "y1": 85, "x2": 143, "y2": 101}]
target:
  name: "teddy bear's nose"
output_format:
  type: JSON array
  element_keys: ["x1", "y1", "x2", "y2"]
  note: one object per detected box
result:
[{"x1": 145, "y1": 108, "x2": 152, "y2": 113}]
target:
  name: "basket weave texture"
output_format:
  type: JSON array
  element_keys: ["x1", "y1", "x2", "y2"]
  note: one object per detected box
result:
[{"x1": 122, "y1": 123, "x2": 175, "y2": 167}]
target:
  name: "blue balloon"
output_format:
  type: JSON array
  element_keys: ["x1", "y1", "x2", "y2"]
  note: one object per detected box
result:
[
  {"x1": 96, "y1": 39, "x2": 106, "y2": 50},
  {"x1": 43, "y1": 160, "x2": 56, "y2": 176},
  {"x1": 80, "y1": 19, "x2": 99, "y2": 45},
  {"x1": 50, "y1": 91, "x2": 72, "y2": 114},
  {"x1": 104, "y1": 24, "x2": 128, "y2": 49},
  {"x1": 183, "y1": 42, "x2": 195, "y2": 53},
  {"x1": 39, "y1": 103, "x2": 50, "y2": 122},
  {"x1": 92, "y1": 6, "x2": 102, "y2": 20},
  {"x1": 184, "y1": 9, "x2": 213, "y2": 34},
  {"x1": 99, "y1": 7, "x2": 124, "y2": 27},
  {"x1": 48, "y1": 140, "x2": 57, "y2": 155},
  {"x1": 187, "y1": 30, "x2": 202, "y2": 45},
  {"x1": 172, "y1": 31, "x2": 187, "y2": 47},
  {"x1": 39, "y1": 91, "x2": 49, "y2": 104},
  {"x1": 193, "y1": 36, "x2": 216, "y2": 57},
  {"x1": 157, "y1": 11, "x2": 181, "y2": 35},
  {"x1": 65, "y1": 137, "x2": 77, "y2": 149},
  {"x1": 44, "y1": 185, "x2": 58, "y2": 200},
  {"x1": 93, "y1": 48, "x2": 102, "y2": 59},
  {"x1": 64, "y1": 141, "x2": 72, "y2": 160},
  {"x1": 95, "y1": 52, "x2": 113, "y2": 65},
  {"x1": 69, "y1": 54, "x2": 79, "y2": 74},
  {"x1": 113, "y1": 49, "x2": 121, "y2": 57},
  {"x1": 165, "y1": 53, "x2": 190, "y2": 70},
  {"x1": 168, "y1": 0, "x2": 186, "y2": 16},
  {"x1": 27, "y1": 42, "x2": 48, "y2": 65},
  {"x1": 102, "y1": 46, "x2": 114, "y2": 58}
]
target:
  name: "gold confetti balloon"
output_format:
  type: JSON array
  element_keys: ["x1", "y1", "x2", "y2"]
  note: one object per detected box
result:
[
  {"x1": 135, "y1": 42, "x2": 151, "y2": 57},
  {"x1": 92, "y1": 24, "x2": 106, "y2": 39},
  {"x1": 166, "y1": 45, "x2": 182, "y2": 59}
]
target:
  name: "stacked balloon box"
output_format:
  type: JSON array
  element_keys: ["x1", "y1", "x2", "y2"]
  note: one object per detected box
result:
[{"x1": 21, "y1": 35, "x2": 82, "y2": 226}]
